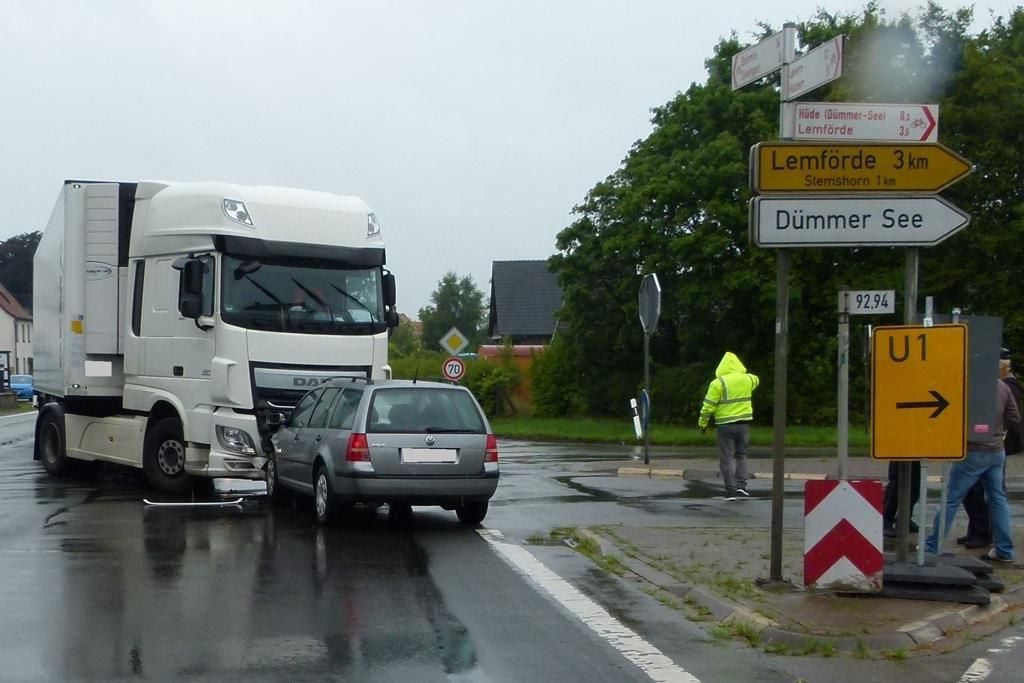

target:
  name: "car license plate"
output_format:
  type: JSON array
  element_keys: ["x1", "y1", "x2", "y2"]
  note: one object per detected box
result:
[{"x1": 401, "y1": 448, "x2": 457, "y2": 464}]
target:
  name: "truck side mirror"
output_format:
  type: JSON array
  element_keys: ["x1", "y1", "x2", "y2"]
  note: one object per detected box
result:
[
  {"x1": 383, "y1": 272, "x2": 396, "y2": 308},
  {"x1": 386, "y1": 309, "x2": 400, "y2": 329},
  {"x1": 182, "y1": 260, "x2": 204, "y2": 295}
]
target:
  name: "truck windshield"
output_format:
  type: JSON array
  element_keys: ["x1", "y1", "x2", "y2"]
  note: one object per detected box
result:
[{"x1": 221, "y1": 255, "x2": 386, "y2": 334}]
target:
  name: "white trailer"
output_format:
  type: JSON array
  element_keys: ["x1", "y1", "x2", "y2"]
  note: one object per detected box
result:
[{"x1": 33, "y1": 180, "x2": 398, "y2": 493}]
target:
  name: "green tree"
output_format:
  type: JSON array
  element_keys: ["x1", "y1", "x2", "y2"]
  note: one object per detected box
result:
[
  {"x1": 0, "y1": 231, "x2": 42, "y2": 311},
  {"x1": 418, "y1": 272, "x2": 486, "y2": 352},
  {"x1": 388, "y1": 319, "x2": 421, "y2": 357},
  {"x1": 550, "y1": 4, "x2": 988, "y2": 423}
]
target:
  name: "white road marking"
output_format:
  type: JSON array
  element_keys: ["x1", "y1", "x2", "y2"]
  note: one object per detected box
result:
[
  {"x1": 477, "y1": 528, "x2": 700, "y2": 683},
  {"x1": 959, "y1": 635, "x2": 1024, "y2": 682}
]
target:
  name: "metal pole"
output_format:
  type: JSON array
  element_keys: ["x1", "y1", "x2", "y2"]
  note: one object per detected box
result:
[
  {"x1": 937, "y1": 307, "x2": 961, "y2": 548},
  {"x1": 769, "y1": 250, "x2": 789, "y2": 581},
  {"x1": 766, "y1": 22, "x2": 798, "y2": 585},
  {"x1": 897, "y1": 248, "x2": 919, "y2": 562},
  {"x1": 643, "y1": 332, "x2": 651, "y2": 466},
  {"x1": 917, "y1": 296, "x2": 934, "y2": 566},
  {"x1": 837, "y1": 288, "x2": 850, "y2": 480}
]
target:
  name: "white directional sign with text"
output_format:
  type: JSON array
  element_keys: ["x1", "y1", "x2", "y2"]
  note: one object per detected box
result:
[
  {"x1": 751, "y1": 195, "x2": 971, "y2": 247},
  {"x1": 781, "y1": 102, "x2": 938, "y2": 142},
  {"x1": 731, "y1": 30, "x2": 789, "y2": 90},
  {"x1": 783, "y1": 35, "x2": 844, "y2": 100}
]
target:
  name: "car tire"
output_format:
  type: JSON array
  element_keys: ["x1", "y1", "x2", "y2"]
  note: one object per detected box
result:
[
  {"x1": 144, "y1": 417, "x2": 194, "y2": 496},
  {"x1": 456, "y1": 500, "x2": 488, "y2": 526},
  {"x1": 265, "y1": 454, "x2": 288, "y2": 505},
  {"x1": 313, "y1": 465, "x2": 338, "y2": 525},
  {"x1": 388, "y1": 502, "x2": 413, "y2": 524},
  {"x1": 38, "y1": 407, "x2": 70, "y2": 476}
]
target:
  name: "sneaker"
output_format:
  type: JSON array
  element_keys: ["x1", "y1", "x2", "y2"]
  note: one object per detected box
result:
[
  {"x1": 736, "y1": 488, "x2": 750, "y2": 497},
  {"x1": 723, "y1": 496, "x2": 737, "y2": 501},
  {"x1": 964, "y1": 537, "x2": 993, "y2": 549},
  {"x1": 979, "y1": 548, "x2": 1013, "y2": 563},
  {"x1": 956, "y1": 534, "x2": 971, "y2": 545}
]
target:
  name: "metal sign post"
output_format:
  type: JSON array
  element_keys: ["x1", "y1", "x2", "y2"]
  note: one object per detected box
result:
[{"x1": 638, "y1": 274, "x2": 661, "y2": 466}]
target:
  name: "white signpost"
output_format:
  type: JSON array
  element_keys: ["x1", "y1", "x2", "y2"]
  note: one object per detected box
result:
[
  {"x1": 844, "y1": 290, "x2": 896, "y2": 315},
  {"x1": 731, "y1": 30, "x2": 792, "y2": 90},
  {"x1": 751, "y1": 195, "x2": 971, "y2": 247},
  {"x1": 782, "y1": 35, "x2": 844, "y2": 101},
  {"x1": 781, "y1": 102, "x2": 938, "y2": 142}
]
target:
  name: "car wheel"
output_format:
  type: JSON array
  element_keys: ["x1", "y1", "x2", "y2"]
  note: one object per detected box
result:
[
  {"x1": 456, "y1": 500, "x2": 488, "y2": 526},
  {"x1": 265, "y1": 454, "x2": 288, "y2": 504},
  {"x1": 388, "y1": 502, "x2": 413, "y2": 524},
  {"x1": 38, "y1": 408, "x2": 69, "y2": 476},
  {"x1": 144, "y1": 417, "x2": 194, "y2": 495},
  {"x1": 313, "y1": 466, "x2": 337, "y2": 525}
]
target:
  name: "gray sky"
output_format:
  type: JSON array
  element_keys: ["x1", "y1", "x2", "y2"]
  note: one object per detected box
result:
[{"x1": 0, "y1": 1, "x2": 1014, "y2": 318}]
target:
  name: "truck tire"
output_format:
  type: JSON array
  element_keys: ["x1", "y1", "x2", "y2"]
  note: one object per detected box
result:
[
  {"x1": 144, "y1": 417, "x2": 194, "y2": 496},
  {"x1": 38, "y1": 407, "x2": 70, "y2": 476}
]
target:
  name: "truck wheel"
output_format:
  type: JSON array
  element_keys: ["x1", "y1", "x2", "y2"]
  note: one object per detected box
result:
[
  {"x1": 313, "y1": 465, "x2": 338, "y2": 525},
  {"x1": 38, "y1": 408, "x2": 70, "y2": 476},
  {"x1": 456, "y1": 500, "x2": 488, "y2": 526},
  {"x1": 144, "y1": 417, "x2": 194, "y2": 496}
]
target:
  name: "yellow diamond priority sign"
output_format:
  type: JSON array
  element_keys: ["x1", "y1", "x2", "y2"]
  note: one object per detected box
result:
[
  {"x1": 440, "y1": 327, "x2": 470, "y2": 356},
  {"x1": 871, "y1": 324, "x2": 967, "y2": 460}
]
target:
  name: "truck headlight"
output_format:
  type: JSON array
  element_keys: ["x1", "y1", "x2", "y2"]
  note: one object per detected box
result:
[{"x1": 216, "y1": 426, "x2": 257, "y2": 455}]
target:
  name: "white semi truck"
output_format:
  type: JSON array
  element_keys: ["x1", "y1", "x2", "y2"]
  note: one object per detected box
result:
[{"x1": 33, "y1": 180, "x2": 398, "y2": 494}]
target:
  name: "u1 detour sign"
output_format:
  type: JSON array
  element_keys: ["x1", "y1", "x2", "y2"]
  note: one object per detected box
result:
[{"x1": 871, "y1": 324, "x2": 967, "y2": 460}]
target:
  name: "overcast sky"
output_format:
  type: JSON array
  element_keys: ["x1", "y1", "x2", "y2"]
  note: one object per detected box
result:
[{"x1": 0, "y1": 1, "x2": 1015, "y2": 318}]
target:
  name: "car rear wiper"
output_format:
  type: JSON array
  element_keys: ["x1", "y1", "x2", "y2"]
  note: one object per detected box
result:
[{"x1": 423, "y1": 428, "x2": 478, "y2": 434}]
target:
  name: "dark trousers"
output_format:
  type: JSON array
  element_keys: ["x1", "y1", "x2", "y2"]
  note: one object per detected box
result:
[
  {"x1": 883, "y1": 461, "x2": 921, "y2": 527},
  {"x1": 963, "y1": 481, "x2": 991, "y2": 540}
]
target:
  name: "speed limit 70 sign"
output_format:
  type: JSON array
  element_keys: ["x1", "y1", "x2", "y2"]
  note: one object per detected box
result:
[{"x1": 442, "y1": 357, "x2": 466, "y2": 382}]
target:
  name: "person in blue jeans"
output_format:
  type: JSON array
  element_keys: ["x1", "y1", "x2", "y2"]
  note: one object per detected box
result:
[{"x1": 925, "y1": 377, "x2": 1021, "y2": 562}]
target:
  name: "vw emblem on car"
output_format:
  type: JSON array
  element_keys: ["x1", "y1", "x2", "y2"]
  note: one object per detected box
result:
[{"x1": 425, "y1": 435, "x2": 436, "y2": 446}]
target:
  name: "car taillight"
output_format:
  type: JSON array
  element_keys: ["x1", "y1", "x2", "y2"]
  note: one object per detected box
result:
[
  {"x1": 485, "y1": 434, "x2": 499, "y2": 462},
  {"x1": 345, "y1": 433, "x2": 370, "y2": 462}
]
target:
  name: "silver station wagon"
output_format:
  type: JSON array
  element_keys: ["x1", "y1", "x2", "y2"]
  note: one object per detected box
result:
[{"x1": 268, "y1": 379, "x2": 499, "y2": 525}]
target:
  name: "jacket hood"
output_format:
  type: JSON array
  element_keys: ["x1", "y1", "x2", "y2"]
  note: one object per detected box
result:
[{"x1": 715, "y1": 352, "x2": 747, "y2": 377}]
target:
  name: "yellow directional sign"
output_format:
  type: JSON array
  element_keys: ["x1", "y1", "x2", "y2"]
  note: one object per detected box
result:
[
  {"x1": 871, "y1": 324, "x2": 967, "y2": 460},
  {"x1": 752, "y1": 142, "x2": 972, "y2": 193}
]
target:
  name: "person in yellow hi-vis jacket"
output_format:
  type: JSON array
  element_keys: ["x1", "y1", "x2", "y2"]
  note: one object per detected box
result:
[{"x1": 698, "y1": 352, "x2": 760, "y2": 500}]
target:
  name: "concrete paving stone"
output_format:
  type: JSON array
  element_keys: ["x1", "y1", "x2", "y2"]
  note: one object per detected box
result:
[
  {"x1": 861, "y1": 631, "x2": 918, "y2": 652},
  {"x1": 904, "y1": 622, "x2": 945, "y2": 644},
  {"x1": 685, "y1": 587, "x2": 740, "y2": 621},
  {"x1": 962, "y1": 597, "x2": 1007, "y2": 625},
  {"x1": 930, "y1": 611, "x2": 969, "y2": 635}
]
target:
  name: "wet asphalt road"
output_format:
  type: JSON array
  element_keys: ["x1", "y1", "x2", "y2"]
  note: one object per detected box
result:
[{"x1": 2, "y1": 411, "x2": 1022, "y2": 682}]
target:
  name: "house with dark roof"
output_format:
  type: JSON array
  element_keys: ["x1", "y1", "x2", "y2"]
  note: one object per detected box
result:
[
  {"x1": 0, "y1": 281, "x2": 33, "y2": 377},
  {"x1": 487, "y1": 260, "x2": 563, "y2": 344}
]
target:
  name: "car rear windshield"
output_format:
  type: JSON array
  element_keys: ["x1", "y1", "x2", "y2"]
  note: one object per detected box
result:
[
  {"x1": 368, "y1": 388, "x2": 486, "y2": 434},
  {"x1": 11, "y1": 375, "x2": 31, "y2": 384}
]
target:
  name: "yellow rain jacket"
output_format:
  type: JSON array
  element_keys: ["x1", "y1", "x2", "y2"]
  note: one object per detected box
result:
[{"x1": 698, "y1": 352, "x2": 759, "y2": 429}]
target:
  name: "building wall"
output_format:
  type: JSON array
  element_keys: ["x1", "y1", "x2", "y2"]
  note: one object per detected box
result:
[
  {"x1": 0, "y1": 310, "x2": 14, "y2": 374},
  {"x1": 15, "y1": 320, "x2": 33, "y2": 375}
]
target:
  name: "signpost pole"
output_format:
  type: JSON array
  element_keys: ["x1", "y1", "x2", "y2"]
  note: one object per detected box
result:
[
  {"x1": 896, "y1": 248, "x2": 920, "y2": 562},
  {"x1": 643, "y1": 331, "x2": 651, "y2": 466},
  {"x1": 767, "y1": 23, "x2": 797, "y2": 585},
  {"x1": 917, "y1": 296, "x2": 935, "y2": 566},
  {"x1": 837, "y1": 289, "x2": 850, "y2": 480},
  {"x1": 937, "y1": 307, "x2": 961, "y2": 546}
]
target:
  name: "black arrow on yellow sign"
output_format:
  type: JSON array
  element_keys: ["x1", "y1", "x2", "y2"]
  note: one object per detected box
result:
[{"x1": 896, "y1": 390, "x2": 950, "y2": 418}]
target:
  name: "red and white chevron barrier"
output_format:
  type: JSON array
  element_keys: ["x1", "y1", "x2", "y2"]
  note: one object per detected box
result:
[{"x1": 804, "y1": 480, "x2": 884, "y2": 591}]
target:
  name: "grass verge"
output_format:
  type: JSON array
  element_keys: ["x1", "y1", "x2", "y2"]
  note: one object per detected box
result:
[{"x1": 490, "y1": 417, "x2": 869, "y2": 449}]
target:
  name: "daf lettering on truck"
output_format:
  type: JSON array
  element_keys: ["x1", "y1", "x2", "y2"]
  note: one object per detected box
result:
[{"x1": 32, "y1": 180, "x2": 400, "y2": 494}]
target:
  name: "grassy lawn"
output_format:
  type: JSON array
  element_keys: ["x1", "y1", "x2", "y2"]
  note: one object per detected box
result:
[
  {"x1": 490, "y1": 416, "x2": 870, "y2": 449},
  {"x1": 0, "y1": 401, "x2": 35, "y2": 417}
]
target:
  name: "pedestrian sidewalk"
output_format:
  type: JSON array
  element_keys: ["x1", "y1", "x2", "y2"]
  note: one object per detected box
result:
[{"x1": 574, "y1": 454, "x2": 1024, "y2": 656}]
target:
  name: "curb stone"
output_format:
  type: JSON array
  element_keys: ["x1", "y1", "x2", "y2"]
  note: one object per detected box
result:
[
  {"x1": 616, "y1": 466, "x2": 1024, "y2": 485},
  {"x1": 578, "y1": 528, "x2": 1017, "y2": 655}
]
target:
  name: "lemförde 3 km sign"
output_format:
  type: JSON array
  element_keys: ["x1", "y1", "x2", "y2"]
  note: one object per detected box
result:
[{"x1": 751, "y1": 142, "x2": 972, "y2": 193}]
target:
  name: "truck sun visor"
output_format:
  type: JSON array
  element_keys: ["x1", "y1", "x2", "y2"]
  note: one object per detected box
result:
[{"x1": 214, "y1": 235, "x2": 385, "y2": 266}]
